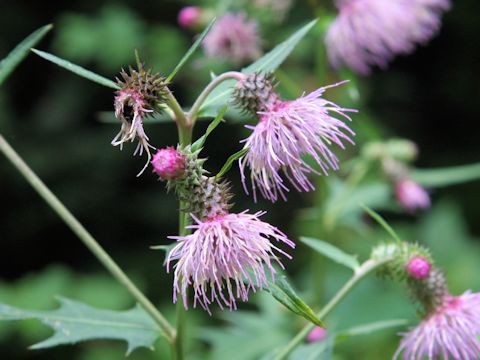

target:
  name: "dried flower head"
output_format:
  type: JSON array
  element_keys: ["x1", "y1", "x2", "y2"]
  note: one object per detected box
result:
[
  {"x1": 167, "y1": 210, "x2": 294, "y2": 313},
  {"x1": 325, "y1": 0, "x2": 451, "y2": 75},
  {"x1": 237, "y1": 79, "x2": 356, "y2": 202},
  {"x1": 151, "y1": 147, "x2": 186, "y2": 181},
  {"x1": 395, "y1": 291, "x2": 480, "y2": 359},
  {"x1": 113, "y1": 63, "x2": 167, "y2": 175},
  {"x1": 202, "y1": 12, "x2": 262, "y2": 64},
  {"x1": 395, "y1": 179, "x2": 431, "y2": 212}
]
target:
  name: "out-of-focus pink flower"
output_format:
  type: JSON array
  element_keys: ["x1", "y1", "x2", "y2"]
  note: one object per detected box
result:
[
  {"x1": 166, "y1": 211, "x2": 294, "y2": 313},
  {"x1": 307, "y1": 326, "x2": 327, "y2": 343},
  {"x1": 239, "y1": 81, "x2": 356, "y2": 202},
  {"x1": 325, "y1": 0, "x2": 451, "y2": 75},
  {"x1": 395, "y1": 179, "x2": 430, "y2": 212},
  {"x1": 177, "y1": 6, "x2": 202, "y2": 29},
  {"x1": 406, "y1": 256, "x2": 431, "y2": 280},
  {"x1": 202, "y1": 12, "x2": 261, "y2": 64},
  {"x1": 395, "y1": 292, "x2": 480, "y2": 359},
  {"x1": 151, "y1": 147, "x2": 186, "y2": 180}
]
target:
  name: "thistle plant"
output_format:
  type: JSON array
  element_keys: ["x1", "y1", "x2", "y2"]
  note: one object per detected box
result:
[{"x1": 1, "y1": 3, "x2": 480, "y2": 360}]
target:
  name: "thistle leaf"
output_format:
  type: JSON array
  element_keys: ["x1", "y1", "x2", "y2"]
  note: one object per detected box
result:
[
  {"x1": 361, "y1": 204, "x2": 402, "y2": 243},
  {"x1": 411, "y1": 162, "x2": 480, "y2": 188},
  {"x1": 0, "y1": 24, "x2": 52, "y2": 86},
  {"x1": 0, "y1": 297, "x2": 160, "y2": 355},
  {"x1": 216, "y1": 148, "x2": 249, "y2": 178},
  {"x1": 32, "y1": 49, "x2": 119, "y2": 89},
  {"x1": 191, "y1": 105, "x2": 228, "y2": 152},
  {"x1": 300, "y1": 237, "x2": 359, "y2": 271}
]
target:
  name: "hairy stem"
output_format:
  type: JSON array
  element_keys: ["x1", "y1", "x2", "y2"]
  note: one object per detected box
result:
[
  {"x1": 188, "y1": 71, "x2": 245, "y2": 125},
  {"x1": 272, "y1": 258, "x2": 392, "y2": 360},
  {"x1": 0, "y1": 134, "x2": 175, "y2": 342}
]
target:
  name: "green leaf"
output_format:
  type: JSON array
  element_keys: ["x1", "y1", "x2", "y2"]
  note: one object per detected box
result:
[
  {"x1": 31, "y1": 49, "x2": 119, "y2": 89},
  {"x1": 300, "y1": 237, "x2": 359, "y2": 271},
  {"x1": 266, "y1": 275, "x2": 324, "y2": 327},
  {"x1": 166, "y1": 19, "x2": 215, "y2": 82},
  {"x1": 361, "y1": 204, "x2": 401, "y2": 243},
  {"x1": 191, "y1": 105, "x2": 228, "y2": 152},
  {"x1": 336, "y1": 319, "x2": 408, "y2": 342},
  {"x1": 216, "y1": 148, "x2": 249, "y2": 178},
  {"x1": 0, "y1": 297, "x2": 159, "y2": 354},
  {"x1": 0, "y1": 24, "x2": 52, "y2": 86},
  {"x1": 288, "y1": 337, "x2": 333, "y2": 360},
  {"x1": 411, "y1": 163, "x2": 480, "y2": 188},
  {"x1": 150, "y1": 243, "x2": 177, "y2": 266},
  {"x1": 199, "y1": 19, "x2": 317, "y2": 117}
]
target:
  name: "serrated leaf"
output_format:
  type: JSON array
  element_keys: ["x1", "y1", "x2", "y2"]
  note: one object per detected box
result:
[
  {"x1": 300, "y1": 237, "x2": 359, "y2": 271},
  {"x1": 0, "y1": 24, "x2": 52, "y2": 86},
  {"x1": 216, "y1": 148, "x2": 249, "y2": 178},
  {"x1": 198, "y1": 20, "x2": 317, "y2": 117},
  {"x1": 166, "y1": 19, "x2": 215, "y2": 82},
  {"x1": 0, "y1": 297, "x2": 160, "y2": 354},
  {"x1": 191, "y1": 105, "x2": 227, "y2": 152},
  {"x1": 32, "y1": 49, "x2": 119, "y2": 89},
  {"x1": 266, "y1": 275, "x2": 324, "y2": 327},
  {"x1": 361, "y1": 204, "x2": 401, "y2": 243},
  {"x1": 411, "y1": 163, "x2": 480, "y2": 188}
]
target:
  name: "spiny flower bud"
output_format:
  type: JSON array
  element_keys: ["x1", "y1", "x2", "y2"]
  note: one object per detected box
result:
[
  {"x1": 151, "y1": 147, "x2": 186, "y2": 181},
  {"x1": 406, "y1": 256, "x2": 431, "y2": 280},
  {"x1": 232, "y1": 72, "x2": 278, "y2": 115},
  {"x1": 112, "y1": 62, "x2": 167, "y2": 176}
]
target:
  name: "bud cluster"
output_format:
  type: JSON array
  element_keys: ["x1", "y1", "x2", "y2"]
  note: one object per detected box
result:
[{"x1": 232, "y1": 72, "x2": 278, "y2": 115}]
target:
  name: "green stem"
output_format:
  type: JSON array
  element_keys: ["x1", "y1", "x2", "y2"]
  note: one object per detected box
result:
[
  {"x1": 187, "y1": 71, "x2": 244, "y2": 125},
  {"x1": 272, "y1": 258, "x2": 392, "y2": 360},
  {"x1": 0, "y1": 134, "x2": 175, "y2": 342},
  {"x1": 164, "y1": 87, "x2": 192, "y2": 145}
]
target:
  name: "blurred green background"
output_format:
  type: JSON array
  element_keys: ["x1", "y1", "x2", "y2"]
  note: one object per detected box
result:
[{"x1": 1, "y1": 0, "x2": 479, "y2": 359}]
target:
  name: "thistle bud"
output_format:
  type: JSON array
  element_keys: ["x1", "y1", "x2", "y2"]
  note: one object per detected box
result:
[
  {"x1": 307, "y1": 326, "x2": 327, "y2": 343},
  {"x1": 232, "y1": 72, "x2": 278, "y2": 115},
  {"x1": 406, "y1": 256, "x2": 431, "y2": 280},
  {"x1": 177, "y1": 6, "x2": 203, "y2": 29},
  {"x1": 151, "y1": 147, "x2": 186, "y2": 181},
  {"x1": 395, "y1": 179, "x2": 430, "y2": 212}
]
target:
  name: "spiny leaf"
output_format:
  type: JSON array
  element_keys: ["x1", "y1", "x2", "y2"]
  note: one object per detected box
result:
[
  {"x1": 166, "y1": 18, "x2": 216, "y2": 82},
  {"x1": 361, "y1": 204, "x2": 402, "y2": 243},
  {"x1": 0, "y1": 24, "x2": 52, "y2": 86},
  {"x1": 300, "y1": 237, "x2": 359, "y2": 271},
  {"x1": 191, "y1": 105, "x2": 228, "y2": 152},
  {"x1": 32, "y1": 49, "x2": 119, "y2": 89},
  {"x1": 411, "y1": 162, "x2": 480, "y2": 188},
  {"x1": 0, "y1": 297, "x2": 160, "y2": 355},
  {"x1": 216, "y1": 148, "x2": 249, "y2": 178},
  {"x1": 198, "y1": 19, "x2": 317, "y2": 117},
  {"x1": 266, "y1": 275, "x2": 324, "y2": 327}
]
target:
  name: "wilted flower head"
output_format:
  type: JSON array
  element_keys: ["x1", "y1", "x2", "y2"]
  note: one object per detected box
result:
[
  {"x1": 202, "y1": 12, "x2": 261, "y2": 64},
  {"x1": 177, "y1": 6, "x2": 202, "y2": 29},
  {"x1": 395, "y1": 178, "x2": 430, "y2": 212},
  {"x1": 167, "y1": 210, "x2": 294, "y2": 313},
  {"x1": 395, "y1": 291, "x2": 480, "y2": 359},
  {"x1": 325, "y1": 0, "x2": 451, "y2": 75},
  {"x1": 113, "y1": 63, "x2": 166, "y2": 175},
  {"x1": 235, "y1": 75, "x2": 356, "y2": 202},
  {"x1": 151, "y1": 147, "x2": 186, "y2": 180}
]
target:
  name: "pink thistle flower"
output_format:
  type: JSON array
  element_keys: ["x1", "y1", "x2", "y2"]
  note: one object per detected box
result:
[
  {"x1": 202, "y1": 12, "x2": 262, "y2": 64},
  {"x1": 395, "y1": 291, "x2": 480, "y2": 359},
  {"x1": 166, "y1": 211, "x2": 295, "y2": 313},
  {"x1": 406, "y1": 256, "x2": 431, "y2": 280},
  {"x1": 151, "y1": 147, "x2": 186, "y2": 180},
  {"x1": 239, "y1": 81, "x2": 356, "y2": 202},
  {"x1": 325, "y1": 0, "x2": 451, "y2": 75},
  {"x1": 177, "y1": 6, "x2": 202, "y2": 29},
  {"x1": 395, "y1": 179, "x2": 431, "y2": 212},
  {"x1": 307, "y1": 326, "x2": 327, "y2": 343}
]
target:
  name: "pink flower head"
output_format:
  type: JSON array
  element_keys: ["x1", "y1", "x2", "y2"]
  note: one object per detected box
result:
[
  {"x1": 395, "y1": 291, "x2": 480, "y2": 359},
  {"x1": 151, "y1": 147, "x2": 186, "y2": 180},
  {"x1": 178, "y1": 6, "x2": 202, "y2": 29},
  {"x1": 406, "y1": 256, "x2": 431, "y2": 280},
  {"x1": 166, "y1": 211, "x2": 295, "y2": 313},
  {"x1": 239, "y1": 81, "x2": 356, "y2": 202},
  {"x1": 325, "y1": 0, "x2": 451, "y2": 75},
  {"x1": 202, "y1": 12, "x2": 261, "y2": 64},
  {"x1": 395, "y1": 179, "x2": 431, "y2": 212},
  {"x1": 307, "y1": 326, "x2": 327, "y2": 343}
]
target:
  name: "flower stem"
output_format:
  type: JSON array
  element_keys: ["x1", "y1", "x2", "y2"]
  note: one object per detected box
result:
[
  {"x1": 187, "y1": 71, "x2": 245, "y2": 125},
  {"x1": 272, "y1": 258, "x2": 392, "y2": 360},
  {"x1": 0, "y1": 134, "x2": 175, "y2": 342},
  {"x1": 164, "y1": 87, "x2": 192, "y2": 145}
]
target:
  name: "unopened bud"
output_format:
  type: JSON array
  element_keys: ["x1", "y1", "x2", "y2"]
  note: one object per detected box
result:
[
  {"x1": 151, "y1": 147, "x2": 186, "y2": 180},
  {"x1": 307, "y1": 326, "x2": 327, "y2": 343},
  {"x1": 232, "y1": 72, "x2": 278, "y2": 115},
  {"x1": 178, "y1": 6, "x2": 203, "y2": 29},
  {"x1": 395, "y1": 179, "x2": 430, "y2": 212},
  {"x1": 406, "y1": 256, "x2": 431, "y2": 280}
]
